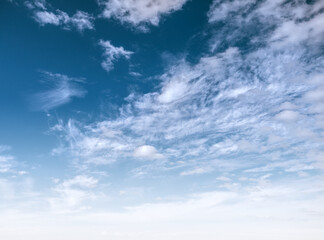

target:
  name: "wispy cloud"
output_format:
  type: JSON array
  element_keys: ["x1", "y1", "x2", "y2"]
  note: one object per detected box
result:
[
  {"x1": 0, "y1": 155, "x2": 14, "y2": 173},
  {"x1": 0, "y1": 145, "x2": 15, "y2": 174},
  {"x1": 0, "y1": 145, "x2": 29, "y2": 176},
  {"x1": 25, "y1": 0, "x2": 94, "y2": 31},
  {"x1": 30, "y1": 72, "x2": 86, "y2": 111},
  {"x1": 208, "y1": 0, "x2": 256, "y2": 23},
  {"x1": 99, "y1": 40, "x2": 133, "y2": 72}
]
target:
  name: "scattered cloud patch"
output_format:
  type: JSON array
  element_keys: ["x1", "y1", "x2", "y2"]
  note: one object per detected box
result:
[
  {"x1": 61, "y1": 175, "x2": 98, "y2": 188},
  {"x1": 26, "y1": 0, "x2": 94, "y2": 31},
  {"x1": 101, "y1": 0, "x2": 188, "y2": 30},
  {"x1": 99, "y1": 40, "x2": 133, "y2": 72}
]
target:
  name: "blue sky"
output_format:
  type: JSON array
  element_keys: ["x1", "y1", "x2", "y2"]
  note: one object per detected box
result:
[{"x1": 1, "y1": 0, "x2": 324, "y2": 239}]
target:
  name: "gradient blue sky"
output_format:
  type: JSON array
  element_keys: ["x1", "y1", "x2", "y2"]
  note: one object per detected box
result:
[{"x1": 1, "y1": 0, "x2": 324, "y2": 239}]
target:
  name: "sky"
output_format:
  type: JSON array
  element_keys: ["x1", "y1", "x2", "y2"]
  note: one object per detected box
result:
[{"x1": 0, "y1": 0, "x2": 324, "y2": 239}]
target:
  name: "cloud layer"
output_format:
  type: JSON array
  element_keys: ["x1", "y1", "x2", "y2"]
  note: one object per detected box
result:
[
  {"x1": 2, "y1": 1, "x2": 324, "y2": 239},
  {"x1": 50, "y1": 0, "x2": 324, "y2": 181}
]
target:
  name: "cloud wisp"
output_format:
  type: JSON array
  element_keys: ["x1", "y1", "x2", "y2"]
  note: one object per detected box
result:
[
  {"x1": 99, "y1": 40, "x2": 133, "y2": 72},
  {"x1": 30, "y1": 72, "x2": 87, "y2": 111},
  {"x1": 0, "y1": 146, "x2": 14, "y2": 174}
]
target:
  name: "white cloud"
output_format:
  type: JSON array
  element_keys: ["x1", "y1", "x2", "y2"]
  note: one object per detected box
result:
[
  {"x1": 48, "y1": 0, "x2": 324, "y2": 183},
  {"x1": 208, "y1": 0, "x2": 256, "y2": 23},
  {"x1": 208, "y1": 0, "x2": 324, "y2": 52},
  {"x1": 18, "y1": 171, "x2": 28, "y2": 175},
  {"x1": 99, "y1": 40, "x2": 133, "y2": 72},
  {"x1": 133, "y1": 145, "x2": 163, "y2": 159},
  {"x1": 158, "y1": 79, "x2": 189, "y2": 104},
  {"x1": 0, "y1": 146, "x2": 15, "y2": 174},
  {"x1": 34, "y1": 11, "x2": 60, "y2": 25},
  {"x1": 51, "y1": 41, "x2": 324, "y2": 177},
  {"x1": 61, "y1": 175, "x2": 98, "y2": 189},
  {"x1": 180, "y1": 167, "x2": 212, "y2": 176},
  {"x1": 30, "y1": 72, "x2": 86, "y2": 111},
  {"x1": 1, "y1": 179, "x2": 324, "y2": 240},
  {"x1": 0, "y1": 155, "x2": 14, "y2": 173},
  {"x1": 26, "y1": 0, "x2": 94, "y2": 31},
  {"x1": 216, "y1": 176, "x2": 231, "y2": 181},
  {"x1": 101, "y1": 0, "x2": 188, "y2": 29},
  {"x1": 270, "y1": 12, "x2": 324, "y2": 46},
  {"x1": 278, "y1": 101, "x2": 297, "y2": 110},
  {"x1": 69, "y1": 11, "x2": 95, "y2": 32},
  {"x1": 0, "y1": 146, "x2": 30, "y2": 180},
  {"x1": 49, "y1": 175, "x2": 98, "y2": 213},
  {"x1": 303, "y1": 79, "x2": 324, "y2": 103},
  {"x1": 274, "y1": 110, "x2": 300, "y2": 122},
  {"x1": 211, "y1": 139, "x2": 238, "y2": 154}
]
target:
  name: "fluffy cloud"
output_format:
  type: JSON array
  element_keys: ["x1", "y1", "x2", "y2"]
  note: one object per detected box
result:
[
  {"x1": 26, "y1": 0, "x2": 94, "y2": 31},
  {"x1": 99, "y1": 40, "x2": 133, "y2": 72},
  {"x1": 101, "y1": 0, "x2": 188, "y2": 29},
  {"x1": 133, "y1": 145, "x2": 163, "y2": 159},
  {"x1": 30, "y1": 72, "x2": 86, "y2": 111}
]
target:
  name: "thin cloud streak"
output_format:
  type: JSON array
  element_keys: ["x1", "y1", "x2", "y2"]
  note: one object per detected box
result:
[{"x1": 30, "y1": 72, "x2": 86, "y2": 111}]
